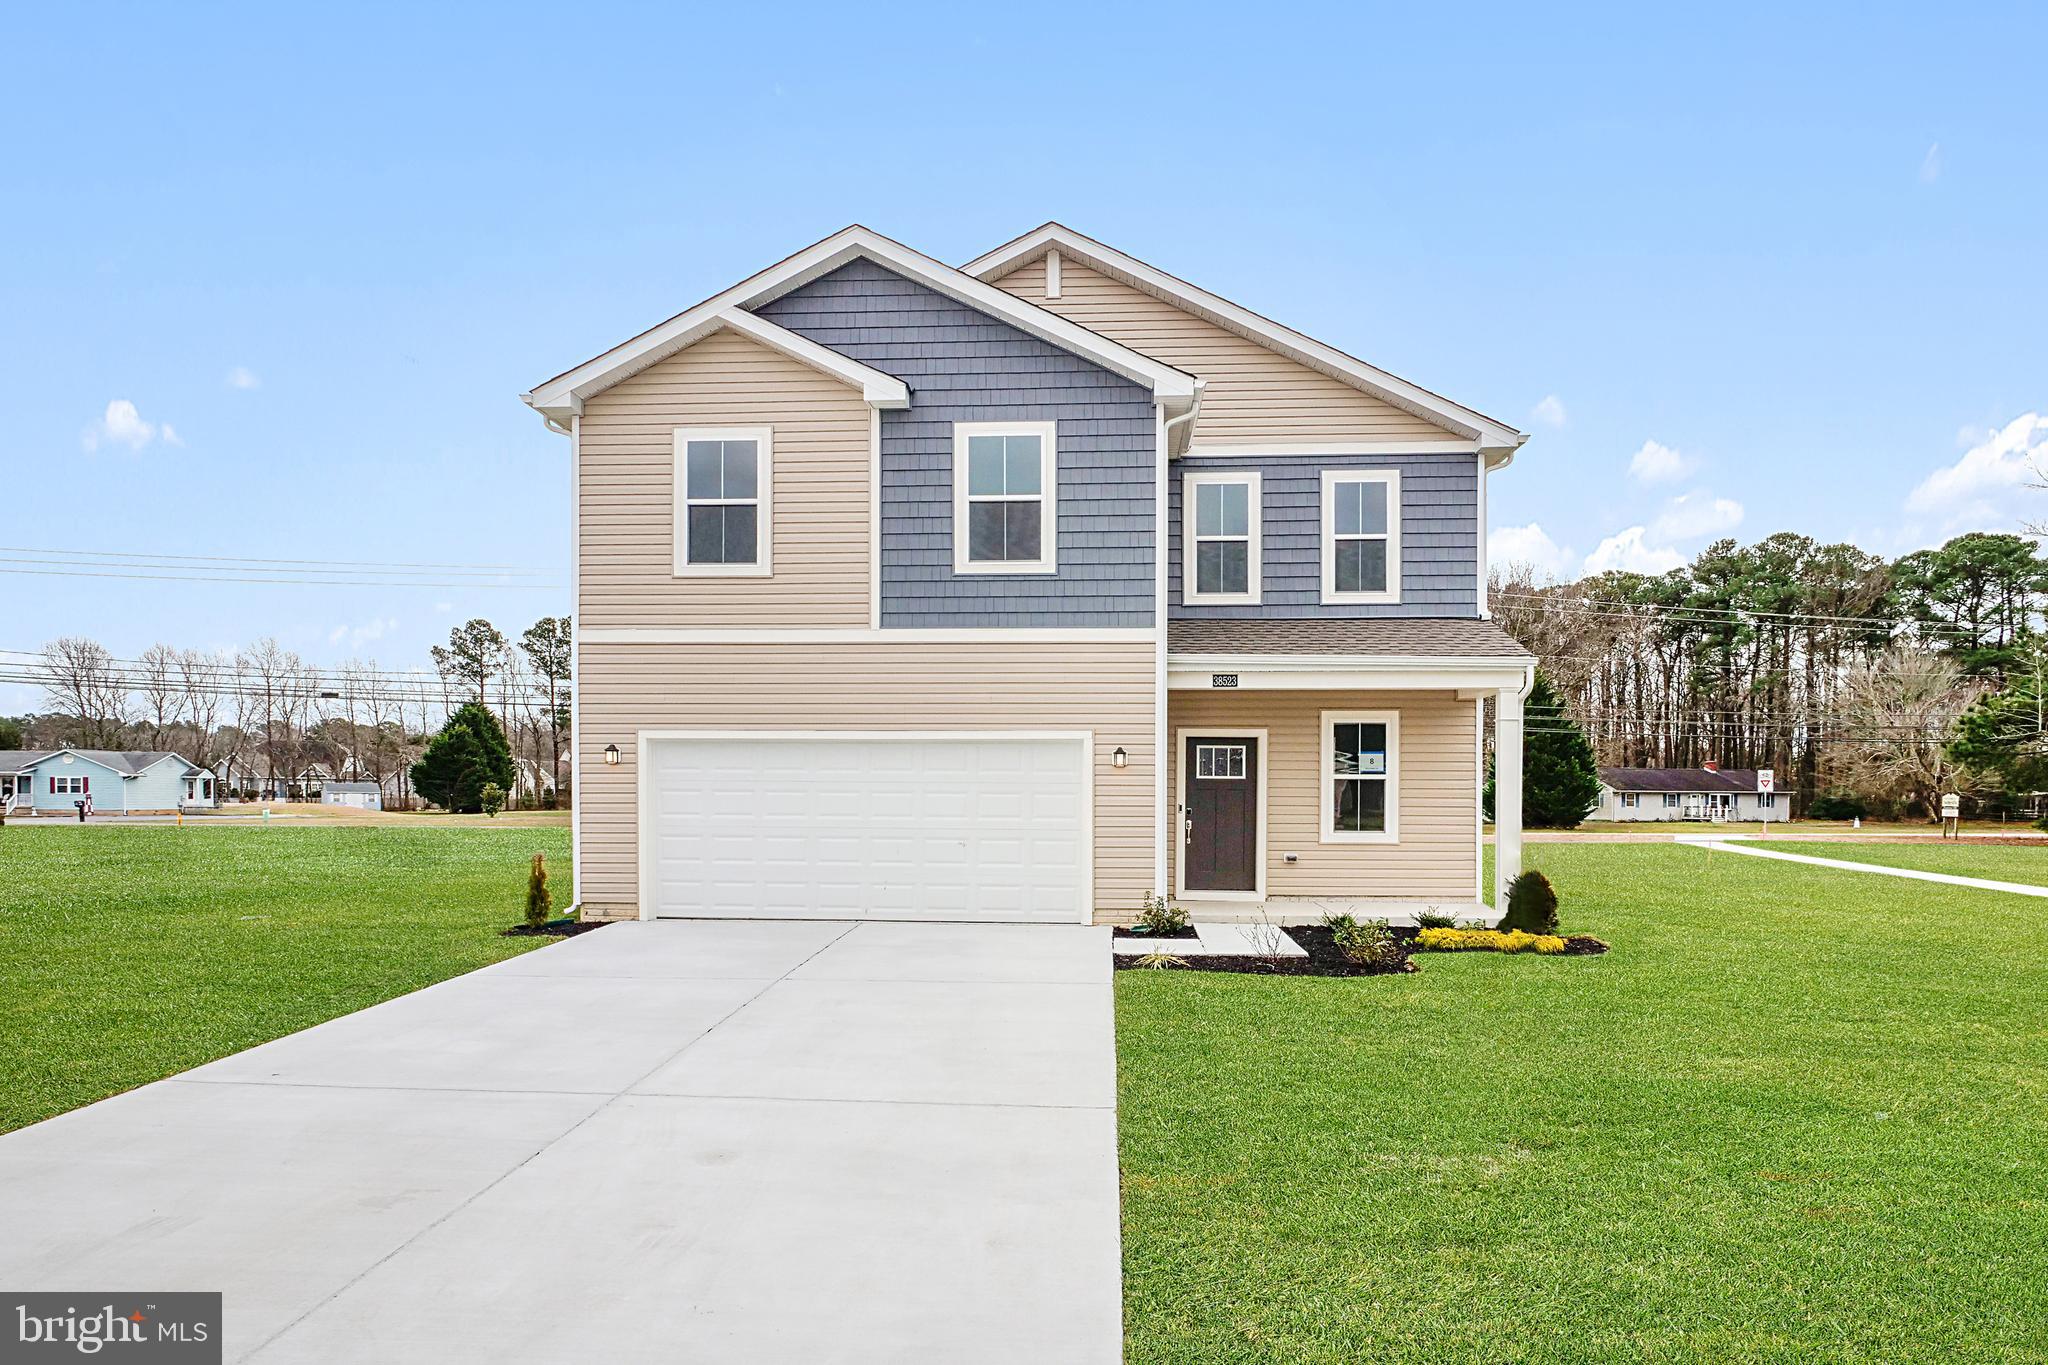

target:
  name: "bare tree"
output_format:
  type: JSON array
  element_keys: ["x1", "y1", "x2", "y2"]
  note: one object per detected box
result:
[
  {"x1": 521, "y1": 616, "x2": 571, "y2": 803},
  {"x1": 1826, "y1": 646, "x2": 1985, "y2": 817},
  {"x1": 41, "y1": 637, "x2": 130, "y2": 747},
  {"x1": 135, "y1": 644, "x2": 181, "y2": 750},
  {"x1": 176, "y1": 649, "x2": 230, "y2": 767}
]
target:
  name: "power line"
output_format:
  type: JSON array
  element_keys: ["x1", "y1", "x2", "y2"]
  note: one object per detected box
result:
[
  {"x1": 0, "y1": 545, "x2": 549, "y2": 573},
  {"x1": 0, "y1": 565, "x2": 562, "y2": 590}
]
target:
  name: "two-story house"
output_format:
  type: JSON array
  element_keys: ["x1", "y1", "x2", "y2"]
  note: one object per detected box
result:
[{"x1": 525, "y1": 224, "x2": 1533, "y2": 926}]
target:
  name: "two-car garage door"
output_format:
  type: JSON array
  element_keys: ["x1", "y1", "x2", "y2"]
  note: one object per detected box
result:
[{"x1": 642, "y1": 733, "x2": 1090, "y2": 923}]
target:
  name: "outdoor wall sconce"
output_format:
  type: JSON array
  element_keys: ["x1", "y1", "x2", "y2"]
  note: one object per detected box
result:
[
  {"x1": 1112, "y1": 747, "x2": 1128, "y2": 769},
  {"x1": 603, "y1": 744, "x2": 620, "y2": 765}
]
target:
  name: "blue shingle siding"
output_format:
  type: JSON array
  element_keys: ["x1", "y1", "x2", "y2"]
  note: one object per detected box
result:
[
  {"x1": 755, "y1": 259, "x2": 1156, "y2": 628},
  {"x1": 1169, "y1": 452, "x2": 1480, "y2": 619}
]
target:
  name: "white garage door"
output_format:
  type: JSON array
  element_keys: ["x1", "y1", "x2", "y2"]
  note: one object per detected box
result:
[{"x1": 643, "y1": 733, "x2": 1090, "y2": 923}]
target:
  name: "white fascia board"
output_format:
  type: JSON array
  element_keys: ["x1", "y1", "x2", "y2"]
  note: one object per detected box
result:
[
  {"x1": 965, "y1": 223, "x2": 1527, "y2": 452},
  {"x1": 1168, "y1": 660, "x2": 1532, "y2": 692},
  {"x1": 717, "y1": 310, "x2": 909, "y2": 409},
  {"x1": 524, "y1": 225, "x2": 1197, "y2": 424}
]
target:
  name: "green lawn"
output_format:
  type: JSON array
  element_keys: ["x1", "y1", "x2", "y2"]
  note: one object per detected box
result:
[
  {"x1": 1117, "y1": 843, "x2": 2048, "y2": 1364},
  {"x1": 0, "y1": 824, "x2": 570, "y2": 1133},
  {"x1": 1754, "y1": 839, "x2": 2048, "y2": 887}
]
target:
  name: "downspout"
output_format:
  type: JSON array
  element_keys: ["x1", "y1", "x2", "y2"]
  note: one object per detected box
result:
[{"x1": 1153, "y1": 385, "x2": 1203, "y2": 902}]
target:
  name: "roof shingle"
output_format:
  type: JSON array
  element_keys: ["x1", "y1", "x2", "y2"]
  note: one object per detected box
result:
[{"x1": 1167, "y1": 617, "x2": 1533, "y2": 659}]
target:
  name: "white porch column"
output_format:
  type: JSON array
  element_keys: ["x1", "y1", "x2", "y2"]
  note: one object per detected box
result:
[{"x1": 1493, "y1": 684, "x2": 1525, "y2": 911}]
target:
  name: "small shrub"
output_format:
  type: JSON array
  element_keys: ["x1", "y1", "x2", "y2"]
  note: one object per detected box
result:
[
  {"x1": 1499, "y1": 870, "x2": 1559, "y2": 935},
  {"x1": 1807, "y1": 791, "x2": 1868, "y2": 821},
  {"x1": 1416, "y1": 909, "x2": 1458, "y2": 929},
  {"x1": 1135, "y1": 892, "x2": 1188, "y2": 935},
  {"x1": 1415, "y1": 927, "x2": 1567, "y2": 955},
  {"x1": 479, "y1": 782, "x2": 506, "y2": 817},
  {"x1": 1241, "y1": 908, "x2": 1288, "y2": 959},
  {"x1": 1323, "y1": 913, "x2": 1409, "y2": 970},
  {"x1": 1132, "y1": 950, "x2": 1187, "y2": 970},
  {"x1": 524, "y1": 852, "x2": 552, "y2": 929}
]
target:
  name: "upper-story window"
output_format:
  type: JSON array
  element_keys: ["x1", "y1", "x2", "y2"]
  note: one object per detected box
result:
[
  {"x1": 1183, "y1": 471, "x2": 1261, "y2": 605},
  {"x1": 954, "y1": 421, "x2": 1057, "y2": 574},
  {"x1": 1320, "y1": 469, "x2": 1400, "y2": 604},
  {"x1": 674, "y1": 427, "x2": 773, "y2": 576}
]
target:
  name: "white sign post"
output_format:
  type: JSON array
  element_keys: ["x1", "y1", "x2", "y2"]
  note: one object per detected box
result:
[
  {"x1": 1757, "y1": 768, "x2": 1775, "y2": 833},
  {"x1": 1941, "y1": 791, "x2": 1961, "y2": 839}
]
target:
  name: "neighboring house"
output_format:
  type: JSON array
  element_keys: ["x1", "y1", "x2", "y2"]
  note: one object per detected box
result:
[
  {"x1": 524, "y1": 223, "x2": 1535, "y2": 925},
  {"x1": 320, "y1": 781, "x2": 384, "y2": 811},
  {"x1": 1597, "y1": 764, "x2": 1788, "y2": 822},
  {"x1": 0, "y1": 750, "x2": 216, "y2": 814}
]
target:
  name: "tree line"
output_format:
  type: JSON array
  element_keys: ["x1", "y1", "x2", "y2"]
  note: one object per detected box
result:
[
  {"x1": 1491, "y1": 530, "x2": 2048, "y2": 819},
  {"x1": 3, "y1": 617, "x2": 570, "y2": 810}
]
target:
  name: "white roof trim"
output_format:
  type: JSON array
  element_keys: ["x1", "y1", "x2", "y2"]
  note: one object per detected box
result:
[
  {"x1": 964, "y1": 224, "x2": 1528, "y2": 459},
  {"x1": 524, "y1": 225, "x2": 1198, "y2": 424},
  {"x1": 720, "y1": 310, "x2": 908, "y2": 408}
]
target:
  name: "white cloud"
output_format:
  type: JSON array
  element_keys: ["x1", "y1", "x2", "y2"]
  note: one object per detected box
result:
[
  {"x1": 82, "y1": 398, "x2": 171, "y2": 452},
  {"x1": 1488, "y1": 523, "x2": 1575, "y2": 581},
  {"x1": 161, "y1": 423, "x2": 183, "y2": 447},
  {"x1": 1906, "y1": 412, "x2": 2048, "y2": 534},
  {"x1": 329, "y1": 616, "x2": 398, "y2": 650},
  {"x1": 1627, "y1": 438, "x2": 1693, "y2": 484},
  {"x1": 226, "y1": 366, "x2": 260, "y2": 390},
  {"x1": 1650, "y1": 490, "x2": 1744, "y2": 542},
  {"x1": 1920, "y1": 141, "x2": 1942, "y2": 184},
  {"x1": 1582, "y1": 526, "x2": 1685, "y2": 577},
  {"x1": 1530, "y1": 394, "x2": 1567, "y2": 429}
]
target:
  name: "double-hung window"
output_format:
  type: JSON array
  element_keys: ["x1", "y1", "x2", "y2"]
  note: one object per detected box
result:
[
  {"x1": 51, "y1": 776, "x2": 85, "y2": 796},
  {"x1": 1183, "y1": 471, "x2": 1261, "y2": 604},
  {"x1": 954, "y1": 422, "x2": 1056, "y2": 574},
  {"x1": 1620, "y1": 792, "x2": 1639, "y2": 809},
  {"x1": 1321, "y1": 710, "x2": 1398, "y2": 842},
  {"x1": 674, "y1": 427, "x2": 772, "y2": 576},
  {"x1": 1320, "y1": 469, "x2": 1400, "y2": 604}
]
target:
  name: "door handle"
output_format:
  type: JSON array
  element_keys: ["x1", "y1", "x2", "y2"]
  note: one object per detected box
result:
[{"x1": 1183, "y1": 813, "x2": 1193, "y2": 845}]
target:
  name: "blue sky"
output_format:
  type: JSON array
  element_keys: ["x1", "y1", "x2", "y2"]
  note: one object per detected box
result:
[{"x1": 5, "y1": 2, "x2": 2045, "y2": 712}]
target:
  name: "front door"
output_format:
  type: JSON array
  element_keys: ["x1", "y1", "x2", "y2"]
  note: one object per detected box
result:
[{"x1": 1183, "y1": 736, "x2": 1259, "y2": 893}]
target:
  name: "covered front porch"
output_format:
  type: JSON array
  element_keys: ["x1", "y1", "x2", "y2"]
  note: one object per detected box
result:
[{"x1": 1163, "y1": 618, "x2": 1535, "y2": 923}]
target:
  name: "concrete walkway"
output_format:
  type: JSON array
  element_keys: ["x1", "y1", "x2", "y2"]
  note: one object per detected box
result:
[
  {"x1": 0, "y1": 921, "x2": 1121, "y2": 1363},
  {"x1": 1681, "y1": 837, "x2": 2048, "y2": 898}
]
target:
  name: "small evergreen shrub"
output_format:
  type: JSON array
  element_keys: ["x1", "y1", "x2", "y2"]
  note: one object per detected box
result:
[
  {"x1": 1807, "y1": 791, "x2": 1868, "y2": 821},
  {"x1": 524, "y1": 852, "x2": 552, "y2": 929},
  {"x1": 1499, "y1": 870, "x2": 1559, "y2": 935},
  {"x1": 1416, "y1": 909, "x2": 1457, "y2": 929},
  {"x1": 479, "y1": 783, "x2": 506, "y2": 818},
  {"x1": 1135, "y1": 892, "x2": 1189, "y2": 935}
]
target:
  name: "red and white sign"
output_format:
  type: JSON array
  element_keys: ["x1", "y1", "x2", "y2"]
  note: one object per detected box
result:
[{"x1": 1756, "y1": 768, "x2": 1775, "y2": 794}]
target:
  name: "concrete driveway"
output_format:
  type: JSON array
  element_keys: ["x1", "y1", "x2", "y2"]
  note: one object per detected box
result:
[{"x1": 0, "y1": 920, "x2": 1120, "y2": 1363}]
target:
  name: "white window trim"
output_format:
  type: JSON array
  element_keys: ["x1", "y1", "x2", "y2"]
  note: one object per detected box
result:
[
  {"x1": 1193, "y1": 743, "x2": 1249, "y2": 780},
  {"x1": 1319, "y1": 468, "x2": 1401, "y2": 605},
  {"x1": 952, "y1": 421, "x2": 1058, "y2": 575},
  {"x1": 1319, "y1": 709, "x2": 1399, "y2": 844},
  {"x1": 51, "y1": 776, "x2": 86, "y2": 796},
  {"x1": 673, "y1": 426, "x2": 773, "y2": 577},
  {"x1": 1620, "y1": 791, "x2": 1639, "y2": 808},
  {"x1": 1182, "y1": 470, "x2": 1262, "y2": 605}
]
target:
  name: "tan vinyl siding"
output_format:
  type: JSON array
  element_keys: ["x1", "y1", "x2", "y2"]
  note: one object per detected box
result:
[
  {"x1": 578, "y1": 329, "x2": 870, "y2": 628},
  {"x1": 578, "y1": 640, "x2": 1158, "y2": 921},
  {"x1": 1169, "y1": 689, "x2": 1477, "y2": 901},
  {"x1": 999, "y1": 256, "x2": 1457, "y2": 445}
]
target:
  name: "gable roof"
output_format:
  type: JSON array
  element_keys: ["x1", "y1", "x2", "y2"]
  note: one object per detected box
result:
[
  {"x1": 1599, "y1": 767, "x2": 1762, "y2": 794},
  {"x1": 0, "y1": 749, "x2": 196, "y2": 777},
  {"x1": 523, "y1": 225, "x2": 1200, "y2": 428},
  {"x1": 963, "y1": 223, "x2": 1527, "y2": 463}
]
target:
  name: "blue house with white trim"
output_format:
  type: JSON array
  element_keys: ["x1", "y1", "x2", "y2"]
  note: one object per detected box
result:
[{"x1": 0, "y1": 750, "x2": 217, "y2": 814}]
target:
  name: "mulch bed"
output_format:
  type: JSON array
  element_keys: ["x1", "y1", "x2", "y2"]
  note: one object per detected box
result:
[
  {"x1": 501, "y1": 919, "x2": 608, "y2": 939},
  {"x1": 1113, "y1": 925, "x2": 1610, "y2": 976},
  {"x1": 1111, "y1": 924, "x2": 1198, "y2": 940},
  {"x1": 1113, "y1": 925, "x2": 1418, "y2": 977}
]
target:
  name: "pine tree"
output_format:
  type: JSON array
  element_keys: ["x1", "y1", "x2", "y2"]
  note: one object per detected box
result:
[
  {"x1": 410, "y1": 702, "x2": 517, "y2": 813},
  {"x1": 1485, "y1": 671, "x2": 1604, "y2": 829},
  {"x1": 524, "y1": 852, "x2": 552, "y2": 928}
]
